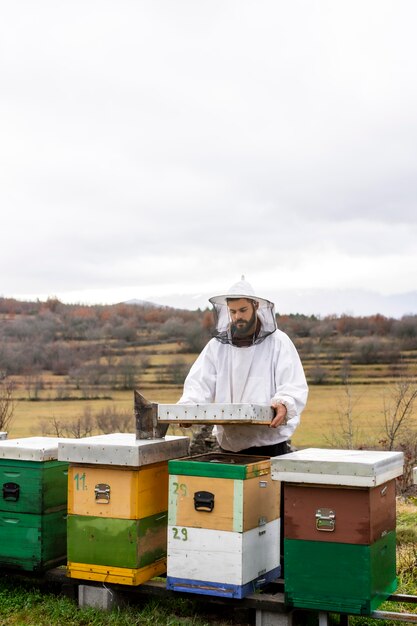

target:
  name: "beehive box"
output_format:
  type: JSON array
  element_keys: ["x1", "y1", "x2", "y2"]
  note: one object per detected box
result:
[
  {"x1": 68, "y1": 462, "x2": 168, "y2": 519},
  {"x1": 0, "y1": 509, "x2": 67, "y2": 571},
  {"x1": 167, "y1": 453, "x2": 281, "y2": 598},
  {"x1": 168, "y1": 453, "x2": 280, "y2": 532},
  {"x1": 283, "y1": 481, "x2": 396, "y2": 544},
  {"x1": 60, "y1": 433, "x2": 190, "y2": 586},
  {"x1": 271, "y1": 448, "x2": 403, "y2": 615},
  {"x1": 66, "y1": 560, "x2": 167, "y2": 586},
  {"x1": 0, "y1": 437, "x2": 68, "y2": 571},
  {"x1": 167, "y1": 519, "x2": 280, "y2": 598},
  {"x1": 0, "y1": 458, "x2": 68, "y2": 515},
  {"x1": 67, "y1": 511, "x2": 168, "y2": 568},
  {"x1": 284, "y1": 531, "x2": 397, "y2": 614}
]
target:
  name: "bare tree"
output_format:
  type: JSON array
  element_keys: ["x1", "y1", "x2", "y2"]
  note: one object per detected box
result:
[
  {"x1": 65, "y1": 412, "x2": 95, "y2": 438},
  {"x1": 40, "y1": 408, "x2": 95, "y2": 438},
  {"x1": 0, "y1": 372, "x2": 15, "y2": 432},
  {"x1": 95, "y1": 405, "x2": 134, "y2": 433},
  {"x1": 24, "y1": 372, "x2": 44, "y2": 400},
  {"x1": 325, "y1": 379, "x2": 362, "y2": 449},
  {"x1": 40, "y1": 417, "x2": 67, "y2": 438},
  {"x1": 383, "y1": 378, "x2": 417, "y2": 451}
]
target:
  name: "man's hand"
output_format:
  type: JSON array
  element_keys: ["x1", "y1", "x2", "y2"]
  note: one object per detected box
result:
[{"x1": 270, "y1": 402, "x2": 287, "y2": 428}]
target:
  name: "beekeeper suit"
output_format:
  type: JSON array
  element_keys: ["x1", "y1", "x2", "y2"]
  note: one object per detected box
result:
[{"x1": 178, "y1": 278, "x2": 308, "y2": 455}]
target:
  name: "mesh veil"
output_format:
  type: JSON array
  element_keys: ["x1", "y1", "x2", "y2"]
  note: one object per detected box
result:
[{"x1": 208, "y1": 279, "x2": 277, "y2": 346}]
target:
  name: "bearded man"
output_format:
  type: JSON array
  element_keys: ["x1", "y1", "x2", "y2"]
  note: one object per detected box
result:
[{"x1": 178, "y1": 277, "x2": 308, "y2": 457}]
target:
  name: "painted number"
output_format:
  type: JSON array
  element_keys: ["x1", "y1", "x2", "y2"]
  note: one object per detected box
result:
[
  {"x1": 74, "y1": 472, "x2": 87, "y2": 491},
  {"x1": 173, "y1": 482, "x2": 187, "y2": 496},
  {"x1": 172, "y1": 527, "x2": 188, "y2": 541}
]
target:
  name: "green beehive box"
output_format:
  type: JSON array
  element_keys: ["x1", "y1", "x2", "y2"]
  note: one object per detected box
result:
[
  {"x1": 284, "y1": 531, "x2": 397, "y2": 615},
  {"x1": 0, "y1": 508, "x2": 67, "y2": 571},
  {"x1": 168, "y1": 452, "x2": 271, "y2": 479},
  {"x1": 0, "y1": 459, "x2": 68, "y2": 514},
  {"x1": 67, "y1": 512, "x2": 168, "y2": 569},
  {"x1": 0, "y1": 437, "x2": 68, "y2": 514}
]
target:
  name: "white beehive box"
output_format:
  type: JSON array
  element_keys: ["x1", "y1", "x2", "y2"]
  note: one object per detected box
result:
[
  {"x1": 58, "y1": 433, "x2": 189, "y2": 467},
  {"x1": 158, "y1": 403, "x2": 274, "y2": 424},
  {"x1": 167, "y1": 518, "x2": 280, "y2": 597},
  {"x1": 271, "y1": 448, "x2": 404, "y2": 487}
]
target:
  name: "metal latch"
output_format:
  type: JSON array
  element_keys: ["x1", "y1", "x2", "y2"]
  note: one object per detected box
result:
[
  {"x1": 315, "y1": 508, "x2": 336, "y2": 532},
  {"x1": 2, "y1": 482, "x2": 20, "y2": 502},
  {"x1": 95, "y1": 483, "x2": 110, "y2": 504},
  {"x1": 194, "y1": 491, "x2": 215, "y2": 512}
]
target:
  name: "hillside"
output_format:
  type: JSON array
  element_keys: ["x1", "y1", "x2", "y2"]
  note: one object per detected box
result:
[{"x1": 0, "y1": 296, "x2": 416, "y2": 391}]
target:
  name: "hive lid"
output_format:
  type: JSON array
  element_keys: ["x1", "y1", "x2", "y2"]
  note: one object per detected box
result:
[
  {"x1": 271, "y1": 448, "x2": 404, "y2": 487},
  {"x1": 0, "y1": 436, "x2": 66, "y2": 461},
  {"x1": 158, "y1": 403, "x2": 273, "y2": 424},
  {"x1": 58, "y1": 433, "x2": 190, "y2": 467}
]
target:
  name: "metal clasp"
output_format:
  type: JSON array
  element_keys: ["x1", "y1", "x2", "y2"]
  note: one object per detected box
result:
[
  {"x1": 94, "y1": 483, "x2": 110, "y2": 504},
  {"x1": 194, "y1": 491, "x2": 215, "y2": 512},
  {"x1": 315, "y1": 508, "x2": 336, "y2": 532}
]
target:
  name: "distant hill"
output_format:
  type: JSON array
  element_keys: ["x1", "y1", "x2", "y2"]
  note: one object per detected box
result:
[
  {"x1": 146, "y1": 288, "x2": 417, "y2": 318},
  {"x1": 124, "y1": 298, "x2": 161, "y2": 308}
]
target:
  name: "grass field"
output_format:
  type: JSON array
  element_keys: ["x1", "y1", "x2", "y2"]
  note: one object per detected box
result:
[{"x1": 7, "y1": 382, "x2": 412, "y2": 449}]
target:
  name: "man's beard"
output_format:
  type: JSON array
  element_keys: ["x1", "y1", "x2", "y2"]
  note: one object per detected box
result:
[{"x1": 231, "y1": 308, "x2": 258, "y2": 338}]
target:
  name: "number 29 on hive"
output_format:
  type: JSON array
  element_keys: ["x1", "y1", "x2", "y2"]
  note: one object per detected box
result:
[{"x1": 172, "y1": 527, "x2": 188, "y2": 541}]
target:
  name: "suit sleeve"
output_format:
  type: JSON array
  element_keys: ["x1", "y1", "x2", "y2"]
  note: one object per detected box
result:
[{"x1": 271, "y1": 333, "x2": 308, "y2": 439}]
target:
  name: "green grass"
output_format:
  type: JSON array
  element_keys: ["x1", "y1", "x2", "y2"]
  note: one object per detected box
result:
[
  {"x1": 0, "y1": 501, "x2": 416, "y2": 626},
  {"x1": 0, "y1": 577, "x2": 220, "y2": 626}
]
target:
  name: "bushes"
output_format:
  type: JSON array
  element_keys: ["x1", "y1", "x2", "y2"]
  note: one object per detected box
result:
[{"x1": 351, "y1": 338, "x2": 401, "y2": 365}]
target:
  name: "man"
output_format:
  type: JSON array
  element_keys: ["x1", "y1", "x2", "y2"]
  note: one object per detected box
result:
[{"x1": 178, "y1": 277, "x2": 308, "y2": 456}]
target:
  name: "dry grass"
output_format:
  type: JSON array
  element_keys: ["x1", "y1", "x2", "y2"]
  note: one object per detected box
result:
[
  {"x1": 7, "y1": 381, "x2": 416, "y2": 448},
  {"x1": 292, "y1": 383, "x2": 402, "y2": 448}
]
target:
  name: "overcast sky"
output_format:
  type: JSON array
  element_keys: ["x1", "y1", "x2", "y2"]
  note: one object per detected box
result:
[{"x1": 1, "y1": 1, "x2": 416, "y2": 316}]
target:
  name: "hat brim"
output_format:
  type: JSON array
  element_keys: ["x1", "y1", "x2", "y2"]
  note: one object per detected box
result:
[{"x1": 209, "y1": 294, "x2": 272, "y2": 308}]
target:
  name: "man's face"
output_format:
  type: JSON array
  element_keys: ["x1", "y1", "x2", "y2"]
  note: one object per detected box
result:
[{"x1": 227, "y1": 298, "x2": 258, "y2": 337}]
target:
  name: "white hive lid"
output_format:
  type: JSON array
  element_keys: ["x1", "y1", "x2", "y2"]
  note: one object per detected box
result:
[
  {"x1": 58, "y1": 432, "x2": 190, "y2": 467},
  {"x1": 0, "y1": 436, "x2": 67, "y2": 461},
  {"x1": 271, "y1": 447, "x2": 404, "y2": 487},
  {"x1": 158, "y1": 403, "x2": 274, "y2": 424}
]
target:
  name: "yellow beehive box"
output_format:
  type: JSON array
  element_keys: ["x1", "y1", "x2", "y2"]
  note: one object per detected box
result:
[
  {"x1": 168, "y1": 453, "x2": 280, "y2": 533},
  {"x1": 68, "y1": 461, "x2": 168, "y2": 519},
  {"x1": 67, "y1": 559, "x2": 166, "y2": 586}
]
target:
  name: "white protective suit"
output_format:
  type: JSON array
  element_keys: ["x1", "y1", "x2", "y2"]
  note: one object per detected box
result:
[{"x1": 178, "y1": 280, "x2": 308, "y2": 452}]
